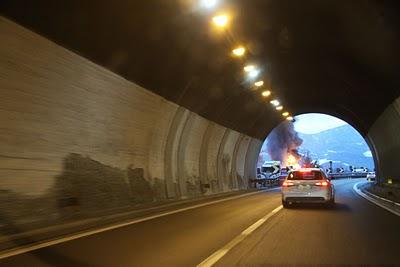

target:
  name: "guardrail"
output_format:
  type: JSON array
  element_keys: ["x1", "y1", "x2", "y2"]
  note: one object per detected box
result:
[
  {"x1": 249, "y1": 177, "x2": 280, "y2": 188},
  {"x1": 329, "y1": 172, "x2": 368, "y2": 179},
  {"x1": 250, "y1": 172, "x2": 368, "y2": 188}
]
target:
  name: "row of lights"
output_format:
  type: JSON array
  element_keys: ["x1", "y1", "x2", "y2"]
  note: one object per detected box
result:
[{"x1": 204, "y1": 1, "x2": 293, "y2": 121}]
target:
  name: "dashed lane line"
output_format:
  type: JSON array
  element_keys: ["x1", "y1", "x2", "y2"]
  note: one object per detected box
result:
[{"x1": 197, "y1": 205, "x2": 283, "y2": 267}]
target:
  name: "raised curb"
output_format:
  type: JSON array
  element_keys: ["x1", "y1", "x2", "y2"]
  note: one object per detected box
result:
[{"x1": 353, "y1": 182, "x2": 400, "y2": 217}]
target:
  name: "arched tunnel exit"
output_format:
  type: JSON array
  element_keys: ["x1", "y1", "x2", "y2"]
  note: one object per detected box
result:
[
  {"x1": 256, "y1": 113, "x2": 377, "y2": 186},
  {"x1": 0, "y1": 0, "x2": 399, "y2": 266}
]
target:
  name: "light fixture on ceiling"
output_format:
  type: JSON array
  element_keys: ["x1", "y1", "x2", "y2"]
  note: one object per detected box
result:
[
  {"x1": 261, "y1": 90, "x2": 271, "y2": 97},
  {"x1": 212, "y1": 14, "x2": 229, "y2": 27},
  {"x1": 248, "y1": 70, "x2": 259, "y2": 78},
  {"x1": 243, "y1": 65, "x2": 255, "y2": 72},
  {"x1": 254, "y1": 80, "x2": 264, "y2": 87},
  {"x1": 270, "y1": 99, "x2": 280, "y2": 106},
  {"x1": 232, "y1": 46, "x2": 246, "y2": 57},
  {"x1": 201, "y1": 0, "x2": 218, "y2": 9}
]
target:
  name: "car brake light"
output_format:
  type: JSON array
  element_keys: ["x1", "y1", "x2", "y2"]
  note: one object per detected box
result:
[
  {"x1": 282, "y1": 181, "x2": 295, "y2": 187},
  {"x1": 315, "y1": 181, "x2": 330, "y2": 186}
]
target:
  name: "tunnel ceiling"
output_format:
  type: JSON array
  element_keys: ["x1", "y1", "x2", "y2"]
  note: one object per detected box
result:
[{"x1": 1, "y1": 0, "x2": 400, "y2": 140}]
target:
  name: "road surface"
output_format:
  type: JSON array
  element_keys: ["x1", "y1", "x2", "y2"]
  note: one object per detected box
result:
[{"x1": 0, "y1": 178, "x2": 399, "y2": 266}]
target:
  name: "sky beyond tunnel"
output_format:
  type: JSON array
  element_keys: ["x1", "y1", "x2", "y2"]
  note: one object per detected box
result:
[{"x1": 294, "y1": 113, "x2": 347, "y2": 134}]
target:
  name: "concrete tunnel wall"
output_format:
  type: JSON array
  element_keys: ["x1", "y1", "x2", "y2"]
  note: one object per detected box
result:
[
  {"x1": 0, "y1": 17, "x2": 262, "y2": 224},
  {"x1": 368, "y1": 96, "x2": 400, "y2": 183}
]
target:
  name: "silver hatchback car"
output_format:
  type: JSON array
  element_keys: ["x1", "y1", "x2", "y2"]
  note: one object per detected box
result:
[{"x1": 281, "y1": 168, "x2": 335, "y2": 207}]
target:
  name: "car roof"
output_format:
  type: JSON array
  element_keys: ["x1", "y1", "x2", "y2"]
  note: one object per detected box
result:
[{"x1": 289, "y1": 168, "x2": 323, "y2": 173}]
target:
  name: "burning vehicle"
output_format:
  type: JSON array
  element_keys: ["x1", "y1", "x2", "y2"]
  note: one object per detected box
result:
[{"x1": 266, "y1": 120, "x2": 303, "y2": 169}]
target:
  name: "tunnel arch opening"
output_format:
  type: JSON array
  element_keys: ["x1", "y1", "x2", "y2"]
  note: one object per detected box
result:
[{"x1": 256, "y1": 113, "x2": 377, "y2": 182}]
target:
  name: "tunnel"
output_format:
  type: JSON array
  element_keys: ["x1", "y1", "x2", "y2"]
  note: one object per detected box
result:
[{"x1": 0, "y1": 1, "x2": 399, "y2": 265}]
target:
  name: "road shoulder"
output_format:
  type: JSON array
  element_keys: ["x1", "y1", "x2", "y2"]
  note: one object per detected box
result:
[{"x1": 0, "y1": 187, "x2": 279, "y2": 260}]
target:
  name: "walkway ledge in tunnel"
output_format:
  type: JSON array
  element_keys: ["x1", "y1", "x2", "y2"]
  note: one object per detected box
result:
[
  {"x1": 367, "y1": 96, "x2": 400, "y2": 184},
  {"x1": 0, "y1": 16, "x2": 263, "y2": 231}
]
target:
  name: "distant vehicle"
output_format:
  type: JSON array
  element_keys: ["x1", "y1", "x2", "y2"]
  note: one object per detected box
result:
[
  {"x1": 366, "y1": 172, "x2": 376, "y2": 181},
  {"x1": 351, "y1": 167, "x2": 368, "y2": 178},
  {"x1": 260, "y1": 161, "x2": 281, "y2": 179},
  {"x1": 281, "y1": 168, "x2": 335, "y2": 208},
  {"x1": 353, "y1": 167, "x2": 367, "y2": 173}
]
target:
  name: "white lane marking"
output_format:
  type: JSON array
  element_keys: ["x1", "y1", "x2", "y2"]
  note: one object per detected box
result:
[
  {"x1": 353, "y1": 182, "x2": 400, "y2": 217},
  {"x1": 197, "y1": 205, "x2": 283, "y2": 267},
  {"x1": 0, "y1": 188, "x2": 279, "y2": 260}
]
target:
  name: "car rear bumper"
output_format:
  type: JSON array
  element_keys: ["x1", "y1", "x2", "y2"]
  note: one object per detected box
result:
[
  {"x1": 284, "y1": 196, "x2": 330, "y2": 203},
  {"x1": 282, "y1": 190, "x2": 333, "y2": 203}
]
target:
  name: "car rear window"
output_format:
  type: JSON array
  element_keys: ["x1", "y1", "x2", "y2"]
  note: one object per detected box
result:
[
  {"x1": 261, "y1": 166, "x2": 276, "y2": 173},
  {"x1": 287, "y1": 170, "x2": 324, "y2": 180}
]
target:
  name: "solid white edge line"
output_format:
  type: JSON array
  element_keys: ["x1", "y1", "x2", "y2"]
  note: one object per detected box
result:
[
  {"x1": 197, "y1": 205, "x2": 283, "y2": 267},
  {"x1": 0, "y1": 187, "x2": 279, "y2": 260},
  {"x1": 353, "y1": 182, "x2": 400, "y2": 217}
]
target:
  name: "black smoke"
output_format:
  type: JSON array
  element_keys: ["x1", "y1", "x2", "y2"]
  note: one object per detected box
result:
[{"x1": 266, "y1": 121, "x2": 303, "y2": 167}]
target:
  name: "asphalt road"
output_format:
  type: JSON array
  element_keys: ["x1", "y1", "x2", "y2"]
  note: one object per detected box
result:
[{"x1": 1, "y1": 178, "x2": 400, "y2": 266}]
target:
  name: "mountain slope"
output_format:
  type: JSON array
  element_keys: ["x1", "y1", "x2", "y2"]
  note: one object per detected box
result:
[{"x1": 298, "y1": 124, "x2": 374, "y2": 169}]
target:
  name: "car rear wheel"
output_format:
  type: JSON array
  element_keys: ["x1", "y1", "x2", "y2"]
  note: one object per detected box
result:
[
  {"x1": 327, "y1": 197, "x2": 335, "y2": 208},
  {"x1": 282, "y1": 200, "x2": 290, "y2": 208}
]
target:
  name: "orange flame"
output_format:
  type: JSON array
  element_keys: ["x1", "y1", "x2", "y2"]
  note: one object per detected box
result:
[
  {"x1": 287, "y1": 154, "x2": 301, "y2": 169},
  {"x1": 287, "y1": 154, "x2": 297, "y2": 165}
]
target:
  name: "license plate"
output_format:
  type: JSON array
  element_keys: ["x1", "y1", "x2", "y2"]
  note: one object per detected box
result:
[{"x1": 298, "y1": 184, "x2": 311, "y2": 190}]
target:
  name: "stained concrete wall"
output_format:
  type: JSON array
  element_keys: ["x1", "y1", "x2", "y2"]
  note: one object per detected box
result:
[
  {"x1": 368, "y1": 96, "x2": 400, "y2": 183},
  {"x1": 0, "y1": 17, "x2": 262, "y2": 224}
]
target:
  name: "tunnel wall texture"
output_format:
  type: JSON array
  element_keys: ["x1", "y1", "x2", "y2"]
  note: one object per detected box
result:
[
  {"x1": 368, "y1": 96, "x2": 400, "y2": 183},
  {"x1": 0, "y1": 17, "x2": 262, "y2": 226}
]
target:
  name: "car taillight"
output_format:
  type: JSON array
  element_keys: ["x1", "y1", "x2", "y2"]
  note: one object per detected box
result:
[
  {"x1": 282, "y1": 181, "x2": 295, "y2": 187},
  {"x1": 315, "y1": 181, "x2": 330, "y2": 186}
]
